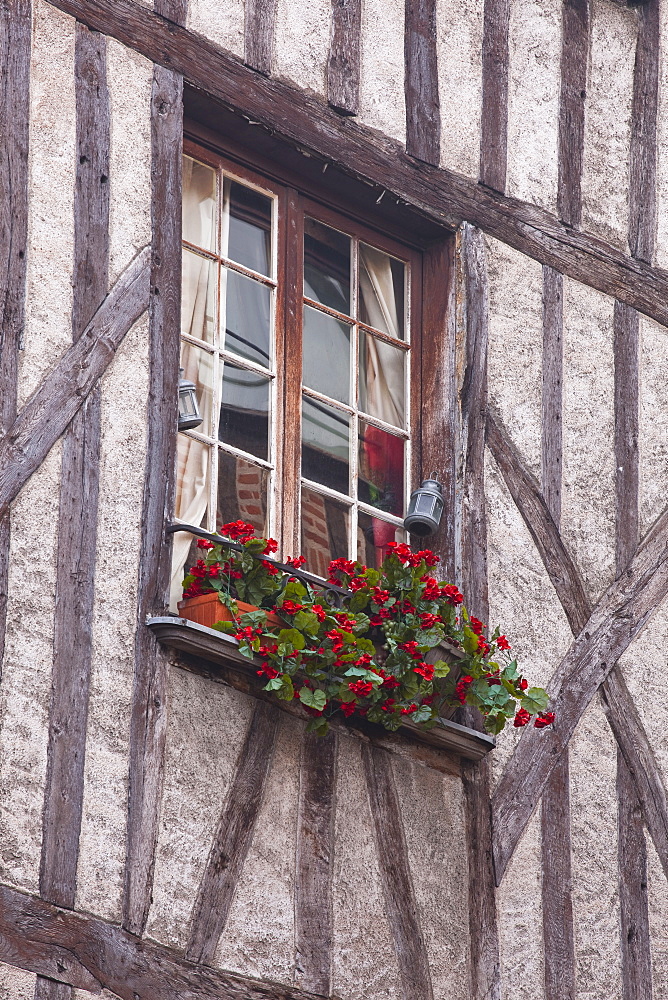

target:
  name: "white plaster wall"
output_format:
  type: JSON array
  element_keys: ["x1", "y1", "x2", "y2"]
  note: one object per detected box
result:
[
  {"x1": 358, "y1": 0, "x2": 406, "y2": 145},
  {"x1": 0, "y1": 445, "x2": 61, "y2": 893},
  {"x1": 561, "y1": 278, "x2": 615, "y2": 602},
  {"x1": 0, "y1": 965, "x2": 36, "y2": 1000},
  {"x1": 273, "y1": 0, "x2": 330, "y2": 98},
  {"x1": 506, "y1": 0, "x2": 560, "y2": 212},
  {"x1": 647, "y1": 833, "x2": 668, "y2": 1000},
  {"x1": 20, "y1": 0, "x2": 75, "y2": 408},
  {"x1": 569, "y1": 700, "x2": 622, "y2": 1000},
  {"x1": 75, "y1": 314, "x2": 150, "y2": 921},
  {"x1": 497, "y1": 809, "x2": 544, "y2": 1000},
  {"x1": 638, "y1": 316, "x2": 668, "y2": 537},
  {"x1": 437, "y1": 0, "x2": 483, "y2": 178},
  {"x1": 186, "y1": 0, "x2": 245, "y2": 59},
  {"x1": 107, "y1": 39, "x2": 153, "y2": 284},
  {"x1": 581, "y1": 0, "x2": 636, "y2": 250}
]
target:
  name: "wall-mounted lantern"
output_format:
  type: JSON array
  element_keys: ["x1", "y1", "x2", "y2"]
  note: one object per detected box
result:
[
  {"x1": 403, "y1": 476, "x2": 444, "y2": 537},
  {"x1": 178, "y1": 368, "x2": 203, "y2": 431}
]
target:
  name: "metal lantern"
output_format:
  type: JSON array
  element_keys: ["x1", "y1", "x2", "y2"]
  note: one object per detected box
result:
[
  {"x1": 178, "y1": 368, "x2": 203, "y2": 431},
  {"x1": 403, "y1": 476, "x2": 444, "y2": 537}
]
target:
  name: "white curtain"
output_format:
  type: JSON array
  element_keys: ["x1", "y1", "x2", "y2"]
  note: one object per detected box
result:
[{"x1": 358, "y1": 244, "x2": 405, "y2": 428}]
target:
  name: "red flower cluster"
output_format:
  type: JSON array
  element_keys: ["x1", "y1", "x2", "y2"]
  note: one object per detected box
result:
[
  {"x1": 349, "y1": 680, "x2": 374, "y2": 697},
  {"x1": 388, "y1": 542, "x2": 439, "y2": 567},
  {"x1": 534, "y1": 712, "x2": 555, "y2": 729},
  {"x1": 327, "y1": 557, "x2": 358, "y2": 581},
  {"x1": 220, "y1": 519, "x2": 257, "y2": 542},
  {"x1": 280, "y1": 600, "x2": 303, "y2": 615},
  {"x1": 442, "y1": 584, "x2": 463, "y2": 606},
  {"x1": 496, "y1": 634, "x2": 511, "y2": 651},
  {"x1": 514, "y1": 708, "x2": 531, "y2": 727},
  {"x1": 340, "y1": 701, "x2": 356, "y2": 717},
  {"x1": 455, "y1": 675, "x2": 473, "y2": 703},
  {"x1": 263, "y1": 538, "x2": 279, "y2": 554},
  {"x1": 469, "y1": 617, "x2": 485, "y2": 636},
  {"x1": 286, "y1": 555, "x2": 306, "y2": 569},
  {"x1": 413, "y1": 663, "x2": 434, "y2": 681}
]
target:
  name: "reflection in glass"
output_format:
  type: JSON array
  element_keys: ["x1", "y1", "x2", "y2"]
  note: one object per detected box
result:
[
  {"x1": 182, "y1": 249, "x2": 216, "y2": 345},
  {"x1": 302, "y1": 305, "x2": 351, "y2": 404},
  {"x1": 183, "y1": 156, "x2": 217, "y2": 252},
  {"x1": 217, "y1": 453, "x2": 269, "y2": 537},
  {"x1": 179, "y1": 342, "x2": 214, "y2": 437},
  {"x1": 358, "y1": 331, "x2": 405, "y2": 427},
  {"x1": 224, "y1": 179, "x2": 272, "y2": 277},
  {"x1": 223, "y1": 269, "x2": 271, "y2": 368},
  {"x1": 304, "y1": 218, "x2": 351, "y2": 315},
  {"x1": 170, "y1": 430, "x2": 212, "y2": 608},
  {"x1": 359, "y1": 243, "x2": 405, "y2": 340},
  {"x1": 358, "y1": 513, "x2": 406, "y2": 569},
  {"x1": 219, "y1": 362, "x2": 271, "y2": 462},
  {"x1": 358, "y1": 421, "x2": 404, "y2": 517},
  {"x1": 301, "y1": 487, "x2": 350, "y2": 578},
  {"x1": 302, "y1": 396, "x2": 350, "y2": 495}
]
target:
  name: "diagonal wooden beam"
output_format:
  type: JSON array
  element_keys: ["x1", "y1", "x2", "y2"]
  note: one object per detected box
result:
[
  {"x1": 42, "y1": 0, "x2": 668, "y2": 329},
  {"x1": 0, "y1": 245, "x2": 150, "y2": 518}
]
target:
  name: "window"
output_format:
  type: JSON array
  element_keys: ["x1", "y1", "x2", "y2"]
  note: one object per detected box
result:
[{"x1": 171, "y1": 143, "x2": 426, "y2": 602}]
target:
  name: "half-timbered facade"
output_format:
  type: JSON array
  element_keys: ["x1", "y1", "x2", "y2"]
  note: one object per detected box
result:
[{"x1": 1, "y1": 1, "x2": 668, "y2": 998}]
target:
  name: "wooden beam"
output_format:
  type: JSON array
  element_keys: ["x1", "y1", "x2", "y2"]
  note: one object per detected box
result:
[
  {"x1": 541, "y1": 266, "x2": 563, "y2": 527},
  {"x1": 0, "y1": 0, "x2": 31, "y2": 680},
  {"x1": 557, "y1": 0, "x2": 589, "y2": 226},
  {"x1": 0, "y1": 246, "x2": 150, "y2": 519},
  {"x1": 0, "y1": 882, "x2": 326, "y2": 1000},
  {"x1": 404, "y1": 0, "x2": 440, "y2": 166},
  {"x1": 362, "y1": 743, "x2": 434, "y2": 1000},
  {"x1": 327, "y1": 0, "x2": 361, "y2": 115},
  {"x1": 245, "y1": 0, "x2": 275, "y2": 76},
  {"x1": 614, "y1": 300, "x2": 639, "y2": 574},
  {"x1": 628, "y1": 0, "x2": 659, "y2": 263},
  {"x1": 185, "y1": 702, "x2": 279, "y2": 964},
  {"x1": 41, "y1": 0, "x2": 668, "y2": 330},
  {"x1": 479, "y1": 0, "x2": 509, "y2": 192},
  {"x1": 123, "y1": 54, "x2": 182, "y2": 935}
]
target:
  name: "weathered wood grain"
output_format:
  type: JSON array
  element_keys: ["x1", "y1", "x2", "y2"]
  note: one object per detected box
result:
[
  {"x1": 557, "y1": 0, "x2": 589, "y2": 226},
  {"x1": 0, "y1": 882, "x2": 326, "y2": 1000},
  {"x1": 33, "y1": 981, "x2": 71, "y2": 1000},
  {"x1": 185, "y1": 702, "x2": 279, "y2": 964},
  {"x1": 245, "y1": 0, "x2": 275, "y2": 75},
  {"x1": 362, "y1": 744, "x2": 434, "y2": 1000},
  {"x1": 614, "y1": 300, "x2": 639, "y2": 575},
  {"x1": 327, "y1": 0, "x2": 360, "y2": 114},
  {"x1": 541, "y1": 754, "x2": 575, "y2": 1000},
  {"x1": 616, "y1": 748, "x2": 653, "y2": 1000},
  {"x1": 628, "y1": 0, "x2": 659, "y2": 263},
  {"x1": 541, "y1": 266, "x2": 563, "y2": 526},
  {"x1": 479, "y1": 0, "x2": 509, "y2": 192},
  {"x1": 0, "y1": 247, "x2": 150, "y2": 519},
  {"x1": 0, "y1": 0, "x2": 31, "y2": 680},
  {"x1": 40, "y1": 0, "x2": 668, "y2": 329},
  {"x1": 405, "y1": 0, "x2": 440, "y2": 165},
  {"x1": 156, "y1": 0, "x2": 188, "y2": 23},
  {"x1": 294, "y1": 729, "x2": 337, "y2": 995},
  {"x1": 123, "y1": 61, "x2": 182, "y2": 936}
]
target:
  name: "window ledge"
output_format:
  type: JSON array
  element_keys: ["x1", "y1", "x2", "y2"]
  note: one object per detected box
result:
[{"x1": 147, "y1": 616, "x2": 495, "y2": 762}]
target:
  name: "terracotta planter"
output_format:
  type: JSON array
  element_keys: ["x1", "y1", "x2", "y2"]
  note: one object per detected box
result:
[{"x1": 177, "y1": 591, "x2": 282, "y2": 630}]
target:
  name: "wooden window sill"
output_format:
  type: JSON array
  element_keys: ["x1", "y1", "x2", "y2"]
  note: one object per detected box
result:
[{"x1": 147, "y1": 616, "x2": 495, "y2": 763}]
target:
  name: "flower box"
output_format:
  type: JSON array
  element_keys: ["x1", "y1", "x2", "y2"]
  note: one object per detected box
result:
[{"x1": 178, "y1": 592, "x2": 282, "y2": 630}]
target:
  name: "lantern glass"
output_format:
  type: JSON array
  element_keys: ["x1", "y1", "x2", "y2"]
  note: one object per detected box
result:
[
  {"x1": 403, "y1": 478, "x2": 444, "y2": 537},
  {"x1": 178, "y1": 373, "x2": 203, "y2": 431}
]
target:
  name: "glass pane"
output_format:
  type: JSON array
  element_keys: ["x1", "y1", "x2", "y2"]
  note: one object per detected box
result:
[
  {"x1": 182, "y1": 249, "x2": 216, "y2": 345},
  {"x1": 219, "y1": 362, "x2": 271, "y2": 462},
  {"x1": 301, "y1": 487, "x2": 350, "y2": 578},
  {"x1": 302, "y1": 305, "x2": 351, "y2": 404},
  {"x1": 302, "y1": 396, "x2": 350, "y2": 495},
  {"x1": 183, "y1": 156, "x2": 217, "y2": 252},
  {"x1": 358, "y1": 514, "x2": 406, "y2": 569},
  {"x1": 358, "y1": 421, "x2": 405, "y2": 518},
  {"x1": 224, "y1": 178, "x2": 272, "y2": 277},
  {"x1": 175, "y1": 431, "x2": 211, "y2": 523},
  {"x1": 358, "y1": 331, "x2": 406, "y2": 427},
  {"x1": 217, "y1": 453, "x2": 269, "y2": 537},
  {"x1": 359, "y1": 243, "x2": 405, "y2": 340},
  {"x1": 179, "y1": 342, "x2": 214, "y2": 437},
  {"x1": 223, "y1": 269, "x2": 272, "y2": 368},
  {"x1": 304, "y1": 218, "x2": 351, "y2": 315}
]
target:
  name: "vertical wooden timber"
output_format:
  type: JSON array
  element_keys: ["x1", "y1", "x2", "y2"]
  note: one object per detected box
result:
[
  {"x1": 614, "y1": 300, "x2": 639, "y2": 575},
  {"x1": 557, "y1": 0, "x2": 589, "y2": 226},
  {"x1": 185, "y1": 702, "x2": 279, "y2": 965},
  {"x1": 459, "y1": 225, "x2": 500, "y2": 1000},
  {"x1": 404, "y1": 0, "x2": 440, "y2": 165},
  {"x1": 327, "y1": 0, "x2": 361, "y2": 115},
  {"x1": 294, "y1": 730, "x2": 337, "y2": 995},
  {"x1": 245, "y1": 0, "x2": 276, "y2": 76},
  {"x1": 541, "y1": 267, "x2": 563, "y2": 527},
  {"x1": 362, "y1": 743, "x2": 434, "y2": 1000},
  {"x1": 628, "y1": 0, "x2": 659, "y2": 263},
  {"x1": 0, "y1": 0, "x2": 31, "y2": 681},
  {"x1": 479, "y1": 0, "x2": 509, "y2": 192},
  {"x1": 123, "y1": 0, "x2": 184, "y2": 935},
  {"x1": 617, "y1": 750, "x2": 653, "y2": 1000}
]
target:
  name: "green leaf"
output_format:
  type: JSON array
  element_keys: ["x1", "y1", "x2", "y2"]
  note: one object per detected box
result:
[
  {"x1": 305, "y1": 716, "x2": 329, "y2": 736},
  {"x1": 293, "y1": 610, "x2": 320, "y2": 634},
  {"x1": 299, "y1": 687, "x2": 327, "y2": 711},
  {"x1": 211, "y1": 621, "x2": 236, "y2": 634},
  {"x1": 264, "y1": 677, "x2": 283, "y2": 691},
  {"x1": 276, "y1": 674, "x2": 294, "y2": 701},
  {"x1": 277, "y1": 628, "x2": 305, "y2": 650},
  {"x1": 431, "y1": 659, "x2": 450, "y2": 678},
  {"x1": 521, "y1": 687, "x2": 549, "y2": 713},
  {"x1": 462, "y1": 626, "x2": 480, "y2": 655}
]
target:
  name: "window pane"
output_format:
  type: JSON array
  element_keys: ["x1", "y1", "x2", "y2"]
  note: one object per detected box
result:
[
  {"x1": 301, "y1": 487, "x2": 350, "y2": 577},
  {"x1": 183, "y1": 156, "x2": 217, "y2": 252},
  {"x1": 217, "y1": 453, "x2": 269, "y2": 537},
  {"x1": 358, "y1": 421, "x2": 404, "y2": 517},
  {"x1": 304, "y1": 218, "x2": 351, "y2": 315},
  {"x1": 175, "y1": 431, "x2": 211, "y2": 523},
  {"x1": 182, "y1": 249, "x2": 216, "y2": 345},
  {"x1": 358, "y1": 331, "x2": 405, "y2": 427},
  {"x1": 223, "y1": 269, "x2": 271, "y2": 368},
  {"x1": 180, "y1": 342, "x2": 214, "y2": 437},
  {"x1": 224, "y1": 178, "x2": 272, "y2": 277},
  {"x1": 302, "y1": 305, "x2": 351, "y2": 404},
  {"x1": 302, "y1": 397, "x2": 350, "y2": 495},
  {"x1": 219, "y1": 362, "x2": 271, "y2": 462},
  {"x1": 359, "y1": 243, "x2": 405, "y2": 340},
  {"x1": 358, "y1": 514, "x2": 406, "y2": 569}
]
